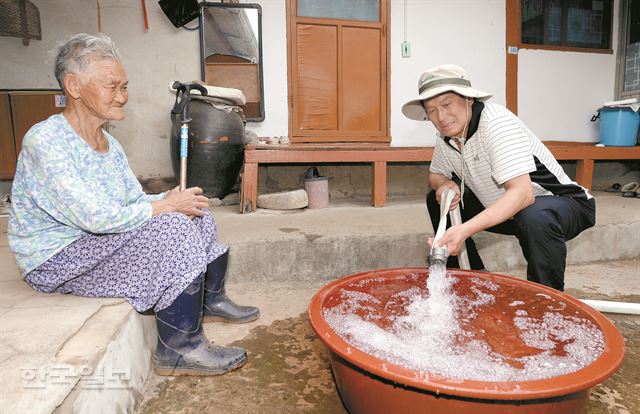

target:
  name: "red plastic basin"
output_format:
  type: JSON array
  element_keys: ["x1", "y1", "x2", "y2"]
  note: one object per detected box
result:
[{"x1": 308, "y1": 268, "x2": 625, "y2": 414}]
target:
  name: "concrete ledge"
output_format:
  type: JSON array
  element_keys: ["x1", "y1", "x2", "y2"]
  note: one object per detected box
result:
[
  {"x1": 229, "y1": 233, "x2": 428, "y2": 282},
  {"x1": 0, "y1": 217, "x2": 156, "y2": 414},
  {"x1": 215, "y1": 192, "x2": 640, "y2": 282},
  {"x1": 0, "y1": 284, "x2": 155, "y2": 414},
  {"x1": 55, "y1": 309, "x2": 155, "y2": 414},
  {"x1": 473, "y1": 220, "x2": 640, "y2": 271}
]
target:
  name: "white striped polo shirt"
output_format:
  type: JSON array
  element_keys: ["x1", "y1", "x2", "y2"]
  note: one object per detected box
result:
[{"x1": 429, "y1": 102, "x2": 592, "y2": 208}]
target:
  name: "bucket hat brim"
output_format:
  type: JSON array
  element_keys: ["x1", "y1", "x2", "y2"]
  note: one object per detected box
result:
[{"x1": 402, "y1": 84, "x2": 492, "y2": 121}]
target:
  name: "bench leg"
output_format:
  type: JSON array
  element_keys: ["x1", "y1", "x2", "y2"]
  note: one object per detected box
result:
[
  {"x1": 575, "y1": 159, "x2": 594, "y2": 190},
  {"x1": 240, "y1": 162, "x2": 258, "y2": 213},
  {"x1": 372, "y1": 161, "x2": 387, "y2": 207}
]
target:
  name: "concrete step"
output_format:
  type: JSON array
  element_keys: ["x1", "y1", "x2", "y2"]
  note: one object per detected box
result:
[
  {"x1": 0, "y1": 240, "x2": 155, "y2": 413},
  {"x1": 216, "y1": 192, "x2": 640, "y2": 283},
  {"x1": 0, "y1": 220, "x2": 155, "y2": 414}
]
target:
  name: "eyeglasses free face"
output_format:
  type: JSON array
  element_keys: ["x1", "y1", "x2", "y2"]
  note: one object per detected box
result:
[{"x1": 423, "y1": 92, "x2": 473, "y2": 138}]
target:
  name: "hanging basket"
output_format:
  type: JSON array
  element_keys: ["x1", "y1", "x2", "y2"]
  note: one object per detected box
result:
[{"x1": 0, "y1": 0, "x2": 42, "y2": 45}]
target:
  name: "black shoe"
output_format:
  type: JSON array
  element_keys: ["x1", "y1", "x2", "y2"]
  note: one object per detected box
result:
[
  {"x1": 203, "y1": 251, "x2": 260, "y2": 323},
  {"x1": 154, "y1": 273, "x2": 247, "y2": 376}
]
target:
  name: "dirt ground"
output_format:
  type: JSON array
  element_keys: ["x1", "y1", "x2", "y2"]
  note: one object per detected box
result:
[{"x1": 137, "y1": 290, "x2": 639, "y2": 414}]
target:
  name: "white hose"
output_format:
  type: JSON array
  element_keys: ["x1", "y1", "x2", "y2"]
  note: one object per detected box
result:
[
  {"x1": 432, "y1": 189, "x2": 454, "y2": 246},
  {"x1": 432, "y1": 188, "x2": 471, "y2": 270},
  {"x1": 580, "y1": 299, "x2": 640, "y2": 315},
  {"x1": 448, "y1": 202, "x2": 470, "y2": 270}
]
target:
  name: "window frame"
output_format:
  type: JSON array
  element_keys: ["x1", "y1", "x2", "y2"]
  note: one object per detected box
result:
[
  {"x1": 615, "y1": 0, "x2": 640, "y2": 100},
  {"x1": 519, "y1": 0, "x2": 614, "y2": 54},
  {"x1": 285, "y1": 0, "x2": 391, "y2": 143}
]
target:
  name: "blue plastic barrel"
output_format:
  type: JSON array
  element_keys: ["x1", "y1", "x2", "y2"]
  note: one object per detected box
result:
[{"x1": 598, "y1": 107, "x2": 639, "y2": 146}]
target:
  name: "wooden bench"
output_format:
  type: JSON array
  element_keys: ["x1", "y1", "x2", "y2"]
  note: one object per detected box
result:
[
  {"x1": 239, "y1": 141, "x2": 640, "y2": 213},
  {"x1": 543, "y1": 141, "x2": 640, "y2": 190},
  {"x1": 240, "y1": 143, "x2": 433, "y2": 213}
]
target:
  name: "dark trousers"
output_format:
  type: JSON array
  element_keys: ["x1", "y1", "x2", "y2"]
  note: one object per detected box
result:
[{"x1": 426, "y1": 188, "x2": 595, "y2": 291}]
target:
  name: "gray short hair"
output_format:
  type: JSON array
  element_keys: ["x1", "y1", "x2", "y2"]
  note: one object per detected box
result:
[{"x1": 54, "y1": 33, "x2": 122, "y2": 89}]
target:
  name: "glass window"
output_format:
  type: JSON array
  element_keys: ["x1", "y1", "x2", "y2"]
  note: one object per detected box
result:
[
  {"x1": 617, "y1": 0, "x2": 640, "y2": 98},
  {"x1": 521, "y1": 0, "x2": 612, "y2": 50},
  {"x1": 623, "y1": 0, "x2": 640, "y2": 93},
  {"x1": 297, "y1": 0, "x2": 380, "y2": 22}
]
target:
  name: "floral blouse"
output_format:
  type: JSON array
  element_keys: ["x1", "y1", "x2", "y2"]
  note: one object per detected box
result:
[{"x1": 8, "y1": 114, "x2": 164, "y2": 275}]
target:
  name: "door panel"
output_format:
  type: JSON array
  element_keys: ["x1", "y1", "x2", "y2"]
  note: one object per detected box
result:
[
  {"x1": 296, "y1": 24, "x2": 338, "y2": 131},
  {"x1": 342, "y1": 26, "x2": 381, "y2": 132}
]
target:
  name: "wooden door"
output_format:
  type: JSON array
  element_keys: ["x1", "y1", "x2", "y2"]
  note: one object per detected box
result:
[
  {"x1": 0, "y1": 91, "x2": 65, "y2": 179},
  {"x1": 287, "y1": 0, "x2": 390, "y2": 142},
  {"x1": 0, "y1": 93, "x2": 16, "y2": 179},
  {"x1": 10, "y1": 91, "x2": 65, "y2": 156}
]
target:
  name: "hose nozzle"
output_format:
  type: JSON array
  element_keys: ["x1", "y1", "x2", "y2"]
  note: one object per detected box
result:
[{"x1": 429, "y1": 246, "x2": 448, "y2": 266}]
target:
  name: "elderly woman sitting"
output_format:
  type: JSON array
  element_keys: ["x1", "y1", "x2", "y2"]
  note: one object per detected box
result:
[{"x1": 8, "y1": 33, "x2": 258, "y2": 376}]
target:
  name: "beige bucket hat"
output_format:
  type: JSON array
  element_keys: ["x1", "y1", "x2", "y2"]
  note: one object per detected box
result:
[{"x1": 402, "y1": 64, "x2": 492, "y2": 121}]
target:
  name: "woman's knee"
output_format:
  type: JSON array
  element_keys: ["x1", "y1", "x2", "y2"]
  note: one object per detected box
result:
[
  {"x1": 144, "y1": 213, "x2": 203, "y2": 249},
  {"x1": 193, "y1": 209, "x2": 214, "y2": 226},
  {"x1": 192, "y1": 209, "x2": 218, "y2": 241},
  {"x1": 149, "y1": 212, "x2": 193, "y2": 229}
]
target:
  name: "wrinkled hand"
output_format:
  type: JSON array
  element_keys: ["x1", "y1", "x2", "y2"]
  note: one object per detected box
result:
[
  {"x1": 428, "y1": 224, "x2": 467, "y2": 257},
  {"x1": 436, "y1": 181, "x2": 461, "y2": 211},
  {"x1": 165, "y1": 186, "x2": 209, "y2": 218}
]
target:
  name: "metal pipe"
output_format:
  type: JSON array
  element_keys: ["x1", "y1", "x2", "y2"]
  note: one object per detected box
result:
[
  {"x1": 179, "y1": 123, "x2": 188, "y2": 190},
  {"x1": 171, "y1": 82, "x2": 208, "y2": 191},
  {"x1": 429, "y1": 246, "x2": 448, "y2": 266}
]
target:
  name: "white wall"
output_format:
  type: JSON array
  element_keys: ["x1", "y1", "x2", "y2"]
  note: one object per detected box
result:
[
  {"x1": 390, "y1": 0, "x2": 506, "y2": 146},
  {"x1": 0, "y1": 0, "x2": 621, "y2": 178},
  {"x1": 0, "y1": 0, "x2": 96, "y2": 87},
  {"x1": 97, "y1": 1, "x2": 201, "y2": 176},
  {"x1": 0, "y1": 0, "x2": 200, "y2": 177},
  {"x1": 244, "y1": 0, "x2": 289, "y2": 139},
  {"x1": 518, "y1": 50, "x2": 616, "y2": 142},
  {"x1": 517, "y1": 0, "x2": 619, "y2": 142}
]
